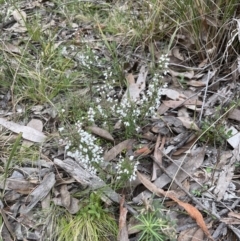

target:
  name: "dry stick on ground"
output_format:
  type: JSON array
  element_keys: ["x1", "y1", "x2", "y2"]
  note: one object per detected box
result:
[
  {"x1": 118, "y1": 195, "x2": 129, "y2": 241},
  {"x1": 198, "y1": 70, "x2": 210, "y2": 123}
]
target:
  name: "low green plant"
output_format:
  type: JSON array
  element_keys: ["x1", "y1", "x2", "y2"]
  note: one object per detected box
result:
[
  {"x1": 192, "y1": 189, "x2": 202, "y2": 197},
  {"x1": 199, "y1": 118, "x2": 233, "y2": 145},
  {"x1": 1, "y1": 132, "x2": 22, "y2": 197},
  {"x1": 192, "y1": 185, "x2": 208, "y2": 197},
  {"x1": 132, "y1": 208, "x2": 176, "y2": 241},
  {"x1": 57, "y1": 193, "x2": 118, "y2": 241},
  {"x1": 205, "y1": 167, "x2": 212, "y2": 173}
]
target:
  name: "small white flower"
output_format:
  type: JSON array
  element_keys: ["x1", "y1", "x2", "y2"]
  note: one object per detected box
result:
[
  {"x1": 124, "y1": 122, "x2": 130, "y2": 127},
  {"x1": 129, "y1": 156, "x2": 134, "y2": 161},
  {"x1": 136, "y1": 126, "x2": 141, "y2": 132},
  {"x1": 59, "y1": 127, "x2": 64, "y2": 132},
  {"x1": 163, "y1": 83, "x2": 168, "y2": 88}
]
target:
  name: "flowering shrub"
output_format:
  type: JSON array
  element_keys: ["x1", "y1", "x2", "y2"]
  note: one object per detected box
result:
[
  {"x1": 59, "y1": 52, "x2": 169, "y2": 182},
  {"x1": 91, "y1": 54, "x2": 170, "y2": 134},
  {"x1": 116, "y1": 156, "x2": 139, "y2": 182},
  {"x1": 59, "y1": 121, "x2": 104, "y2": 175}
]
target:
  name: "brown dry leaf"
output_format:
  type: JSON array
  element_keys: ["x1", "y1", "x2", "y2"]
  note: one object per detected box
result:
[
  {"x1": 169, "y1": 69, "x2": 194, "y2": 79},
  {"x1": 168, "y1": 54, "x2": 190, "y2": 72},
  {"x1": 178, "y1": 107, "x2": 190, "y2": 118},
  {"x1": 104, "y1": 139, "x2": 134, "y2": 161},
  {"x1": 0, "y1": 118, "x2": 47, "y2": 143},
  {"x1": 12, "y1": 10, "x2": 27, "y2": 25},
  {"x1": 220, "y1": 217, "x2": 240, "y2": 225},
  {"x1": 162, "y1": 99, "x2": 202, "y2": 109},
  {"x1": 160, "y1": 88, "x2": 186, "y2": 100},
  {"x1": 173, "y1": 135, "x2": 198, "y2": 156},
  {"x1": 213, "y1": 149, "x2": 236, "y2": 201},
  {"x1": 198, "y1": 58, "x2": 208, "y2": 68},
  {"x1": 9, "y1": 10, "x2": 27, "y2": 33},
  {"x1": 52, "y1": 195, "x2": 79, "y2": 214},
  {"x1": 42, "y1": 193, "x2": 51, "y2": 209},
  {"x1": 137, "y1": 171, "x2": 214, "y2": 241},
  {"x1": 152, "y1": 135, "x2": 165, "y2": 181},
  {"x1": 178, "y1": 227, "x2": 198, "y2": 241},
  {"x1": 157, "y1": 103, "x2": 169, "y2": 115},
  {"x1": 87, "y1": 126, "x2": 114, "y2": 142},
  {"x1": 201, "y1": 70, "x2": 217, "y2": 83},
  {"x1": 122, "y1": 66, "x2": 147, "y2": 102},
  {"x1": 228, "y1": 211, "x2": 240, "y2": 220},
  {"x1": 170, "y1": 198, "x2": 212, "y2": 240},
  {"x1": 2, "y1": 42, "x2": 21, "y2": 54},
  {"x1": 177, "y1": 117, "x2": 199, "y2": 130},
  {"x1": 141, "y1": 131, "x2": 157, "y2": 141},
  {"x1": 184, "y1": 105, "x2": 202, "y2": 112},
  {"x1": 134, "y1": 145, "x2": 152, "y2": 156},
  {"x1": 187, "y1": 80, "x2": 206, "y2": 87},
  {"x1": 172, "y1": 47, "x2": 185, "y2": 61},
  {"x1": 60, "y1": 185, "x2": 71, "y2": 208},
  {"x1": 118, "y1": 195, "x2": 129, "y2": 241},
  {"x1": 114, "y1": 120, "x2": 122, "y2": 129},
  {"x1": 191, "y1": 228, "x2": 204, "y2": 241},
  {"x1": 228, "y1": 108, "x2": 240, "y2": 122},
  {"x1": 22, "y1": 119, "x2": 44, "y2": 148},
  {"x1": 59, "y1": 185, "x2": 80, "y2": 214},
  {"x1": 220, "y1": 211, "x2": 240, "y2": 224},
  {"x1": 126, "y1": 73, "x2": 135, "y2": 84},
  {"x1": 162, "y1": 100, "x2": 184, "y2": 108}
]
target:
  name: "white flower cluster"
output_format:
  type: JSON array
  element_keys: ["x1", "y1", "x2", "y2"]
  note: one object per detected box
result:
[
  {"x1": 116, "y1": 156, "x2": 139, "y2": 182},
  {"x1": 96, "y1": 80, "x2": 115, "y2": 99},
  {"x1": 76, "y1": 53, "x2": 92, "y2": 69},
  {"x1": 93, "y1": 54, "x2": 170, "y2": 129},
  {"x1": 103, "y1": 68, "x2": 113, "y2": 80},
  {"x1": 60, "y1": 121, "x2": 104, "y2": 175},
  {"x1": 159, "y1": 54, "x2": 170, "y2": 75},
  {"x1": 87, "y1": 107, "x2": 96, "y2": 122},
  {"x1": 112, "y1": 98, "x2": 142, "y2": 130},
  {"x1": 71, "y1": 45, "x2": 102, "y2": 70},
  {"x1": 143, "y1": 54, "x2": 170, "y2": 116}
]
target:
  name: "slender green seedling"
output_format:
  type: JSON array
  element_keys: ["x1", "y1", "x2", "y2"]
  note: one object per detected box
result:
[{"x1": 1, "y1": 132, "x2": 22, "y2": 198}]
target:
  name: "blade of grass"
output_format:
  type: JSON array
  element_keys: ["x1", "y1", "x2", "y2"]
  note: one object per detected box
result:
[{"x1": 1, "y1": 132, "x2": 22, "y2": 197}]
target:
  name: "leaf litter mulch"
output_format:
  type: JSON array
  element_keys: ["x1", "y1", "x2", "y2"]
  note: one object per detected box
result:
[{"x1": 1, "y1": 0, "x2": 240, "y2": 240}]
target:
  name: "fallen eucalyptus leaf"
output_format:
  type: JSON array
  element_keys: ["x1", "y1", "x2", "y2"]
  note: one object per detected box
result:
[
  {"x1": 0, "y1": 118, "x2": 47, "y2": 143},
  {"x1": 87, "y1": 126, "x2": 114, "y2": 142}
]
